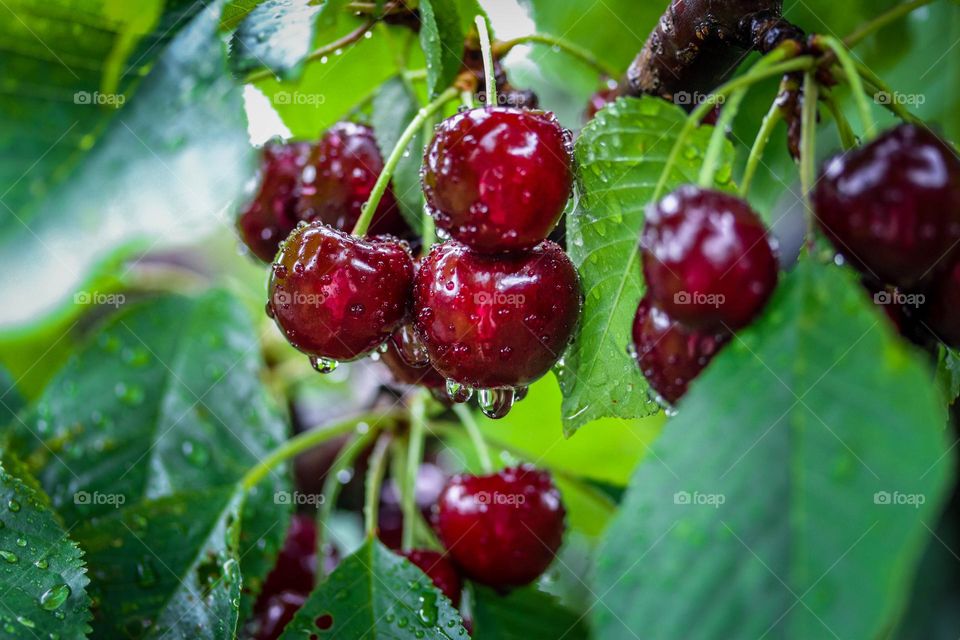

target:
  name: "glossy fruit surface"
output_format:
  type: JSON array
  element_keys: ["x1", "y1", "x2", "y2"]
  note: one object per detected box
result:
[
  {"x1": 237, "y1": 141, "x2": 312, "y2": 262},
  {"x1": 414, "y1": 240, "x2": 581, "y2": 389},
  {"x1": 814, "y1": 124, "x2": 960, "y2": 288},
  {"x1": 632, "y1": 296, "x2": 731, "y2": 406},
  {"x1": 399, "y1": 550, "x2": 463, "y2": 606},
  {"x1": 259, "y1": 514, "x2": 317, "y2": 598},
  {"x1": 642, "y1": 185, "x2": 779, "y2": 331},
  {"x1": 295, "y1": 122, "x2": 409, "y2": 237},
  {"x1": 268, "y1": 223, "x2": 414, "y2": 361},
  {"x1": 433, "y1": 465, "x2": 565, "y2": 588},
  {"x1": 422, "y1": 107, "x2": 573, "y2": 253},
  {"x1": 924, "y1": 261, "x2": 960, "y2": 348},
  {"x1": 380, "y1": 325, "x2": 446, "y2": 390}
]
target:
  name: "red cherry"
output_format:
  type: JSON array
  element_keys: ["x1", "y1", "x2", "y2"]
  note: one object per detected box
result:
[
  {"x1": 814, "y1": 124, "x2": 960, "y2": 288},
  {"x1": 631, "y1": 296, "x2": 731, "y2": 406},
  {"x1": 433, "y1": 465, "x2": 565, "y2": 588},
  {"x1": 422, "y1": 107, "x2": 573, "y2": 253},
  {"x1": 237, "y1": 141, "x2": 312, "y2": 262},
  {"x1": 378, "y1": 463, "x2": 447, "y2": 550},
  {"x1": 642, "y1": 186, "x2": 779, "y2": 331},
  {"x1": 295, "y1": 122, "x2": 410, "y2": 237},
  {"x1": 253, "y1": 590, "x2": 307, "y2": 640},
  {"x1": 584, "y1": 82, "x2": 618, "y2": 121},
  {"x1": 414, "y1": 240, "x2": 581, "y2": 390},
  {"x1": 268, "y1": 223, "x2": 414, "y2": 363},
  {"x1": 399, "y1": 550, "x2": 463, "y2": 606},
  {"x1": 924, "y1": 261, "x2": 960, "y2": 348},
  {"x1": 258, "y1": 514, "x2": 317, "y2": 598},
  {"x1": 380, "y1": 325, "x2": 446, "y2": 390}
]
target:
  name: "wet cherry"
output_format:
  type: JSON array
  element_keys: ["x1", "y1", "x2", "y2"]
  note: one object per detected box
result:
[
  {"x1": 380, "y1": 325, "x2": 447, "y2": 391},
  {"x1": 268, "y1": 223, "x2": 414, "y2": 362},
  {"x1": 642, "y1": 185, "x2": 779, "y2": 331},
  {"x1": 399, "y1": 550, "x2": 463, "y2": 606},
  {"x1": 422, "y1": 107, "x2": 573, "y2": 253},
  {"x1": 253, "y1": 591, "x2": 307, "y2": 640},
  {"x1": 433, "y1": 465, "x2": 565, "y2": 588},
  {"x1": 414, "y1": 240, "x2": 582, "y2": 390},
  {"x1": 923, "y1": 261, "x2": 960, "y2": 348}
]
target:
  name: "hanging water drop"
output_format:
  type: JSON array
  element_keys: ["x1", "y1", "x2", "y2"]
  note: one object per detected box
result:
[
  {"x1": 445, "y1": 380, "x2": 473, "y2": 403},
  {"x1": 478, "y1": 388, "x2": 515, "y2": 419},
  {"x1": 310, "y1": 356, "x2": 339, "y2": 374},
  {"x1": 39, "y1": 584, "x2": 71, "y2": 611}
]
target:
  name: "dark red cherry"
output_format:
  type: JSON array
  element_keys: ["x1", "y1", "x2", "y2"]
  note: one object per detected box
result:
[
  {"x1": 295, "y1": 122, "x2": 410, "y2": 237},
  {"x1": 584, "y1": 81, "x2": 618, "y2": 121},
  {"x1": 268, "y1": 223, "x2": 414, "y2": 362},
  {"x1": 258, "y1": 514, "x2": 317, "y2": 598},
  {"x1": 433, "y1": 465, "x2": 565, "y2": 588},
  {"x1": 414, "y1": 240, "x2": 581, "y2": 389},
  {"x1": 422, "y1": 107, "x2": 573, "y2": 253},
  {"x1": 642, "y1": 186, "x2": 779, "y2": 331},
  {"x1": 380, "y1": 325, "x2": 447, "y2": 390},
  {"x1": 253, "y1": 590, "x2": 307, "y2": 640},
  {"x1": 237, "y1": 141, "x2": 312, "y2": 262},
  {"x1": 924, "y1": 261, "x2": 960, "y2": 348},
  {"x1": 399, "y1": 550, "x2": 463, "y2": 606},
  {"x1": 814, "y1": 124, "x2": 960, "y2": 288},
  {"x1": 631, "y1": 296, "x2": 731, "y2": 406}
]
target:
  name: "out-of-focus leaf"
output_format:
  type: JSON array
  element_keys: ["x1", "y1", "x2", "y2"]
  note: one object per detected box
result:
[
  {"x1": 419, "y1": 0, "x2": 465, "y2": 97},
  {"x1": 371, "y1": 77, "x2": 425, "y2": 232},
  {"x1": 472, "y1": 586, "x2": 588, "y2": 639},
  {"x1": 229, "y1": 0, "x2": 321, "y2": 81}
]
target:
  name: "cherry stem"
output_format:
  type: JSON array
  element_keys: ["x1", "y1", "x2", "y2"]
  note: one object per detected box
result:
[
  {"x1": 854, "y1": 63, "x2": 923, "y2": 124},
  {"x1": 364, "y1": 433, "x2": 393, "y2": 539},
  {"x1": 821, "y1": 89, "x2": 857, "y2": 150},
  {"x1": 476, "y1": 15, "x2": 497, "y2": 107},
  {"x1": 814, "y1": 35, "x2": 876, "y2": 140},
  {"x1": 241, "y1": 410, "x2": 400, "y2": 491},
  {"x1": 401, "y1": 391, "x2": 428, "y2": 551},
  {"x1": 247, "y1": 19, "x2": 375, "y2": 84},
  {"x1": 421, "y1": 115, "x2": 438, "y2": 249},
  {"x1": 453, "y1": 404, "x2": 494, "y2": 474},
  {"x1": 800, "y1": 70, "x2": 819, "y2": 248},
  {"x1": 844, "y1": 0, "x2": 936, "y2": 49},
  {"x1": 351, "y1": 86, "x2": 459, "y2": 237},
  {"x1": 740, "y1": 94, "x2": 784, "y2": 197},
  {"x1": 494, "y1": 33, "x2": 619, "y2": 78}
]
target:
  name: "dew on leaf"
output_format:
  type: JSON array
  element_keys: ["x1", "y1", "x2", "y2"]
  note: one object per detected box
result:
[{"x1": 39, "y1": 584, "x2": 71, "y2": 611}]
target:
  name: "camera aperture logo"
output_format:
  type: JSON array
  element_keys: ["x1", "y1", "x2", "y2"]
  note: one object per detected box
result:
[
  {"x1": 873, "y1": 290, "x2": 924, "y2": 308},
  {"x1": 74, "y1": 291, "x2": 125, "y2": 308},
  {"x1": 873, "y1": 491, "x2": 925, "y2": 508},
  {"x1": 74, "y1": 491, "x2": 126, "y2": 508},
  {"x1": 274, "y1": 491, "x2": 325, "y2": 507},
  {"x1": 474, "y1": 291, "x2": 525, "y2": 308},
  {"x1": 74, "y1": 91, "x2": 125, "y2": 108},
  {"x1": 674, "y1": 490, "x2": 725, "y2": 508},
  {"x1": 674, "y1": 291, "x2": 725, "y2": 308},
  {"x1": 474, "y1": 491, "x2": 526, "y2": 507},
  {"x1": 272, "y1": 290, "x2": 327, "y2": 308},
  {"x1": 274, "y1": 91, "x2": 327, "y2": 107}
]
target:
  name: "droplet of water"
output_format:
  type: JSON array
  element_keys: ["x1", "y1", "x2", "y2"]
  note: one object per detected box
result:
[
  {"x1": 39, "y1": 584, "x2": 71, "y2": 611},
  {"x1": 8, "y1": 500, "x2": 20, "y2": 512},
  {"x1": 309, "y1": 356, "x2": 338, "y2": 374},
  {"x1": 445, "y1": 380, "x2": 473, "y2": 403},
  {"x1": 416, "y1": 592, "x2": 438, "y2": 626},
  {"x1": 0, "y1": 551, "x2": 17, "y2": 563},
  {"x1": 136, "y1": 558, "x2": 158, "y2": 587},
  {"x1": 478, "y1": 388, "x2": 515, "y2": 419}
]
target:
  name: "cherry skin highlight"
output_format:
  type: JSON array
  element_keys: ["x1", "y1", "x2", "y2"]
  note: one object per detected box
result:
[
  {"x1": 422, "y1": 107, "x2": 573, "y2": 253},
  {"x1": 398, "y1": 549, "x2": 463, "y2": 606},
  {"x1": 432, "y1": 465, "x2": 565, "y2": 588},
  {"x1": 814, "y1": 124, "x2": 960, "y2": 288},
  {"x1": 268, "y1": 223, "x2": 414, "y2": 362},
  {"x1": 414, "y1": 240, "x2": 582, "y2": 389},
  {"x1": 641, "y1": 185, "x2": 779, "y2": 331}
]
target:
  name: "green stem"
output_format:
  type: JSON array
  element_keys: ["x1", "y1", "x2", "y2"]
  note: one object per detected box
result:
[
  {"x1": 494, "y1": 33, "x2": 619, "y2": 78},
  {"x1": 653, "y1": 52, "x2": 814, "y2": 202},
  {"x1": 453, "y1": 404, "x2": 494, "y2": 473},
  {"x1": 800, "y1": 71, "x2": 819, "y2": 245},
  {"x1": 351, "y1": 86, "x2": 459, "y2": 236},
  {"x1": 740, "y1": 96, "x2": 784, "y2": 197},
  {"x1": 855, "y1": 62, "x2": 923, "y2": 124},
  {"x1": 421, "y1": 119, "x2": 438, "y2": 249},
  {"x1": 815, "y1": 35, "x2": 876, "y2": 139},
  {"x1": 364, "y1": 434, "x2": 392, "y2": 538},
  {"x1": 247, "y1": 19, "x2": 375, "y2": 84},
  {"x1": 821, "y1": 89, "x2": 857, "y2": 150},
  {"x1": 476, "y1": 15, "x2": 497, "y2": 107},
  {"x1": 402, "y1": 392, "x2": 428, "y2": 551},
  {"x1": 844, "y1": 0, "x2": 936, "y2": 49},
  {"x1": 241, "y1": 411, "x2": 400, "y2": 491}
]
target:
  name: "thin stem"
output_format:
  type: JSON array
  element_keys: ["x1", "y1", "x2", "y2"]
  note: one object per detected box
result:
[
  {"x1": 814, "y1": 35, "x2": 876, "y2": 139},
  {"x1": 844, "y1": 0, "x2": 935, "y2": 49},
  {"x1": 494, "y1": 33, "x2": 619, "y2": 78},
  {"x1": 800, "y1": 71, "x2": 819, "y2": 246},
  {"x1": 352, "y1": 86, "x2": 459, "y2": 236},
  {"x1": 453, "y1": 404, "x2": 494, "y2": 473},
  {"x1": 461, "y1": 89, "x2": 475, "y2": 109},
  {"x1": 740, "y1": 96, "x2": 783, "y2": 197},
  {"x1": 821, "y1": 89, "x2": 857, "y2": 150},
  {"x1": 653, "y1": 52, "x2": 814, "y2": 202},
  {"x1": 247, "y1": 20, "x2": 375, "y2": 84},
  {"x1": 402, "y1": 391, "x2": 428, "y2": 551},
  {"x1": 855, "y1": 62, "x2": 923, "y2": 124},
  {"x1": 421, "y1": 117, "x2": 438, "y2": 249},
  {"x1": 364, "y1": 434, "x2": 392, "y2": 538},
  {"x1": 242, "y1": 411, "x2": 399, "y2": 491},
  {"x1": 476, "y1": 15, "x2": 497, "y2": 107}
]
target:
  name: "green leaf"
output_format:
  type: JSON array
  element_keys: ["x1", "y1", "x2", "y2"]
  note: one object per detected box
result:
[
  {"x1": 316, "y1": 0, "x2": 352, "y2": 30},
  {"x1": 472, "y1": 586, "x2": 588, "y2": 639},
  {"x1": 0, "y1": 452, "x2": 91, "y2": 639},
  {"x1": 279, "y1": 538, "x2": 468, "y2": 639},
  {"x1": 75, "y1": 487, "x2": 244, "y2": 639},
  {"x1": 592, "y1": 260, "x2": 954, "y2": 639},
  {"x1": 937, "y1": 345, "x2": 960, "y2": 406},
  {"x1": 229, "y1": 0, "x2": 321, "y2": 80},
  {"x1": 0, "y1": 2, "x2": 253, "y2": 330},
  {"x1": 419, "y1": 0, "x2": 465, "y2": 98},
  {"x1": 0, "y1": 367, "x2": 24, "y2": 428},
  {"x1": 220, "y1": 0, "x2": 264, "y2": 30},
  {"x1": 371, "y1": 77, "x2": 425, "y2": 233},
  {"x1": 559, "y1": 96, "x2": 735, "y2": 435}
]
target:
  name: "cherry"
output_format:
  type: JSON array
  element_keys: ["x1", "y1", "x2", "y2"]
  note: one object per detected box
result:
[
  {"x1": 295, "y1": 122, "x2": 410, "y2": 238},
  {"x1": 398, "y1": 550, "x2": 463, "y2": 606},
  {"x1": 253, "y1": 590, "x2": 307, "y2": 640},
  {"x1": 237, "y1": 141, "x2": 312, "y2": 262},
  {"x1": 631, "y1": 296, "x2": 731, "y2": 406},
  {"x1": 268, "y1": 223, "x2": 414, "y2": 363},
  {"x1": 642, "y1": 185, "x2": 779, "y2": 331},
  {"x1": 422, "y1": 107, "x2": 573, "y2": 253},
  {"x1": 432, "y1": 465, "x2": 565, "y2": 588},
  {"x1": 380, "y1": 325, "x2": 447, "y2": 391},
  {"x1": 814, "y1": 124, "x2": 960, "y2": 288},
  {"x1": 414, "y1": 240, "x2": 582, "y2": 390},
  {"x1": 584, "y1": 81, "x2": 619, "y2": 121},
  {"x1": 259, "y1": 514, "x2": 318, "y2": 598},
  {"x1": 378, "y1": 463, "x2": 447, "y2": 549},
  {"x1": 923, "y1": 261, "x2": 960, "y2": 348}
]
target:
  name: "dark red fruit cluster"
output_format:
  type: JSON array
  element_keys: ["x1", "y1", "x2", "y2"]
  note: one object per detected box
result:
[
  {"x1": 634, "y1": 185, "x2": 779, "y2": 405},
  {"x1": 814, "y1": 125, "x2": 960, "y2": 347},
  {"x1": 237, "y1": 123, "x2": 409, "y2": 262}
]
